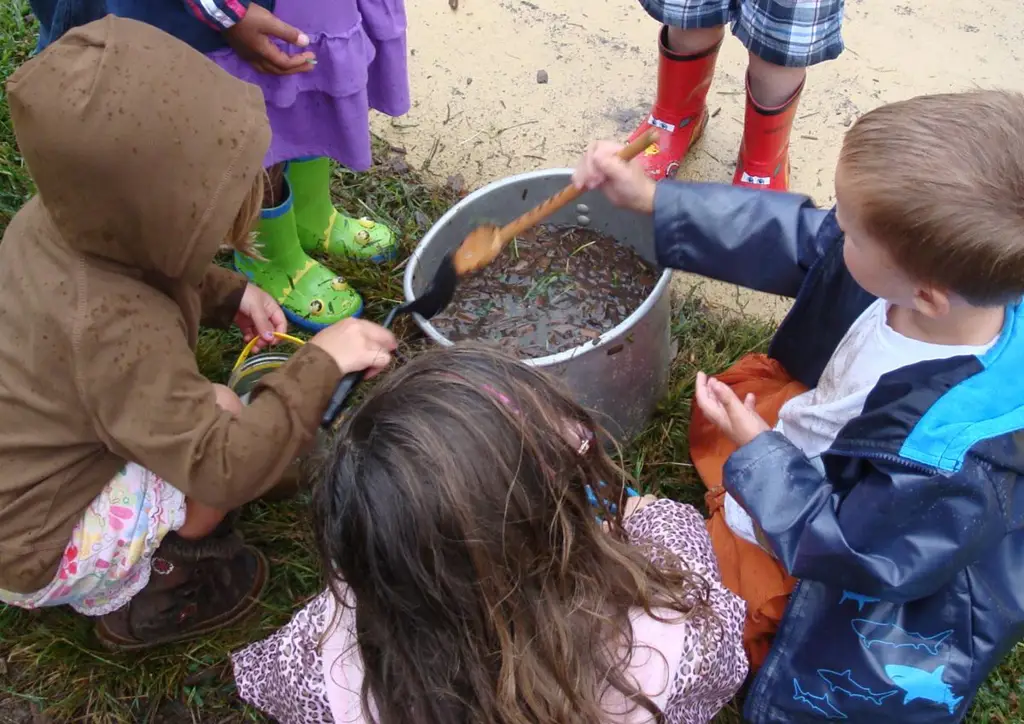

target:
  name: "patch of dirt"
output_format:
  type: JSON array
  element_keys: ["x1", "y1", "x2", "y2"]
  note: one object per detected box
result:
[{"x1": 0, "y1": 697, "x2": 47, "y2": 724}]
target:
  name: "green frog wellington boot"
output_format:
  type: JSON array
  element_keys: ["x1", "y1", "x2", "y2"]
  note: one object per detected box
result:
[
  {"x1": 235, "y1": 179, "x2": 363, "y2": 331},
  {"x1": 288, "y1": 157, "x2": 398, "y2": 262}
]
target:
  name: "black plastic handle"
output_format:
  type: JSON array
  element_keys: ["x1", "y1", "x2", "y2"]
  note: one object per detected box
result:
[
  {"x1": 320, "y1": 369, "x2": 366, "y2": 428},
  {"x1": 319, "y1": 305, "x2": 402, "y2": 429}
]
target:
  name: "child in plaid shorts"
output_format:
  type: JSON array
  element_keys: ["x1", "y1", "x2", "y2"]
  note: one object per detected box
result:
[{"x1": 630, "y1": 0, "x2": 844, "y2": 191}]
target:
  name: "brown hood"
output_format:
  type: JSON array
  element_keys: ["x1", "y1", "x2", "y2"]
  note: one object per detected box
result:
[
  {"x1": 0, "y1": 16, "x2": 347, "y2": 596},
  {"x1": 6, "y1": 16, "x2": 270, "y2": 284}
]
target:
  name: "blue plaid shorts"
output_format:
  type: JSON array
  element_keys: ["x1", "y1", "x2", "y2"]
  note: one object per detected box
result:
[{"x1": 640, "y1": 0, "x2": 845, "y2": 68}]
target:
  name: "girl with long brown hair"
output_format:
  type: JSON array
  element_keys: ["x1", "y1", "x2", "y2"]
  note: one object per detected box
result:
[{"x1": 233, "y1": 345, "x2": 747, "y2": 723}]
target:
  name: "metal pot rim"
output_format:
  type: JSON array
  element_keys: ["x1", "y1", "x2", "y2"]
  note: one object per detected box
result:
[
  {"x1": 227, "y1": 353, "x2": 294, "y2": 389},
  {"x1": 403, "y1": 168, "x2": 671, "y2": 367}
]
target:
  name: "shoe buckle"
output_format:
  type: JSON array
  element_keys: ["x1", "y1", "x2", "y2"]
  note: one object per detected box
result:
[{"x1": 152, "y1": 557, "x2": 175, "y2": 576}]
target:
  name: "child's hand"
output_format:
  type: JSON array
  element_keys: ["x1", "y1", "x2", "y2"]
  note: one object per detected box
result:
[
  {"x1": 694, "y1": 371, "x2": 770, "y2": 447},
  {"x1": 311, "y1": 318, "x2": 398, "y2": 377},
  {"x1": 572, "y1": 140, "x2": 657, "y2": 214},
  {"x1": 225, "y1": 5, "x2": 316, "y2": 76},
  {"x1": 236, "y1": 284, "x2": 288, "y2": 351}
]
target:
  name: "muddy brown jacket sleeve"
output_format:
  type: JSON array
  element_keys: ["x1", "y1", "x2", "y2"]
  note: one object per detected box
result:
[
  {"x1": 74, "y1": 299, "x2": 341, "y2": 509},
  {"x1": 199, "y1": 264, "x2": 248, "y2": 329}
]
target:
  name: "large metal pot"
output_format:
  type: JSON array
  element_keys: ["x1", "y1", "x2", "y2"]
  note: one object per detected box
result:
[{"x1": 404, "y1": 169, "x2": 673, "y2": 440}]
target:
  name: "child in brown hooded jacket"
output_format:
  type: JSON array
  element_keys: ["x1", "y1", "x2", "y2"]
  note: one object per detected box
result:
[{"x1": 0, "y1": 16, "x2": 396, "y2": 649}]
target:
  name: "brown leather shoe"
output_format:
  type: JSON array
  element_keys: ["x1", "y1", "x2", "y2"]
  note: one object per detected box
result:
[{"x1": 95, "y1": 530, "x2": 267, "y2": 651}]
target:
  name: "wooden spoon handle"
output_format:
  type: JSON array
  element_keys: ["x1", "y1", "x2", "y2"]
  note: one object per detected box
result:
[{"x1": 495, "y1": 128, "x2": 657, "y2": 244}]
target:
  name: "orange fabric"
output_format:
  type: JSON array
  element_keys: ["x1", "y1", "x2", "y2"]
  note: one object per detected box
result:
[{"x1": 690, "y1": 354, "x2": 808, "y2": 670}]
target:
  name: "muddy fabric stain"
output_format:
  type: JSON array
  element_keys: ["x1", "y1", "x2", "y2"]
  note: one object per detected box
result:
[{"x1": 432, "y1": 225, "x2": 657, "y2": 358}]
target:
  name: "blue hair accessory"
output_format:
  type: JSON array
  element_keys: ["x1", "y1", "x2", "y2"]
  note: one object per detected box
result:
[{"x1": 585, "y1": 480, "x2": 639, "y2": 522}]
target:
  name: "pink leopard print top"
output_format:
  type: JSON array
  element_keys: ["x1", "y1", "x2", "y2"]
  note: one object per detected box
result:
[{"x1": 232, "y1": 500, "x2": 748, "y2": 723}]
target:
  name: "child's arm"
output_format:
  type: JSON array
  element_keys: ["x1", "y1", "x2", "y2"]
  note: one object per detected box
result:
[
  {"x1": 74, "y1": 296, "x2": 393, "y2": 509},
  {"x1": 653, "y1": 182, "x2": 831, "y2": 298},
  {"x1": 725, "y1": 431, "x2": 1005, "y2": 603},
  {"x1": 201, "y1": 265, "x2": 288, "y2": 351},
  {"x1": 574, "y1": 142, "x2": 832, "y2": 298},
  {"x1": 184, "y1": 1, "x2": 315, "y2": 75},
  {"x1": 199, "y1": 264, "x2": 248, "y2": 329},
  {"x1": 183, "y1": 0, "x2": 250, "y2": 32}
]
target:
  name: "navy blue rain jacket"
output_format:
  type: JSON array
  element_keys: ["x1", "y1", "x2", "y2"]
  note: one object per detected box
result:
[
  {"x1": 653, "y1": 181, "x2": 1024, "y2": 723},
  {"x1": 29, "y1": 0, "x2": 274, "y2": 54}
]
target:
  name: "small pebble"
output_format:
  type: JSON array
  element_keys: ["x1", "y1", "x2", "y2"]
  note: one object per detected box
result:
[
  {"x1": 387, "y1": 157, "x2": 410, "y2": 174},
  {"x1": 446, "y1": 174, "x2": 466, "y2": 195},
  {"x1": 537, "y1": 69, "x2": 549, "y2": 84}
]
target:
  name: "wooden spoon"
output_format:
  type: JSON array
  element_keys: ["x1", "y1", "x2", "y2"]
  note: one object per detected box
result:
[
  {"x1": 321, "y1": 130, "x2": 660, "y2": 427},
  {"x1": 452, "y1": 129, "x2": 658, "y2": 276}
]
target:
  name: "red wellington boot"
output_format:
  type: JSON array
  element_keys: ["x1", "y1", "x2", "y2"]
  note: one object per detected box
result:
[
  {"x1": 628, "y1": 26, "x2": 721, "y2": 181},
  {"x1": 732, "y1": 77, "x2": 804, "y2": 191}
]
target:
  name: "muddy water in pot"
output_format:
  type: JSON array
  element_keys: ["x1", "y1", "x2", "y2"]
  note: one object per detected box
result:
[
  {"x1": 431, "y1": 225, "x2": 657, "y2": 359},
  {"x1": 407, "y1": 169, "x2": 673, "y2": 441}
]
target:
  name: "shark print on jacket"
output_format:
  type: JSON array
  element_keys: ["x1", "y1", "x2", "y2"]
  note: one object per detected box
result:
[
  {"x1": 850, "y1": 620, "x2": 954, "y2": 656},
  {"x1": 884, "y1": 665, "x2": 963, "y2": 715}
]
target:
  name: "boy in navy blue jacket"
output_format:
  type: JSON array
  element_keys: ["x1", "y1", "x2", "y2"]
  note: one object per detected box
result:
[{"x1": 575, "y1": 90, "x2": 1024, "y2": 723}]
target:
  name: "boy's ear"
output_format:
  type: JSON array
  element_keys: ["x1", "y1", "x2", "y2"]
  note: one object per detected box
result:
[{"x1": 913, "y1": 286, "x2": 952, "y2": 318}]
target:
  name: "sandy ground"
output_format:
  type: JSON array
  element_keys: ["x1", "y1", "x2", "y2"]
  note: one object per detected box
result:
[{"x1": 375, "y1": 0, "x2": 1024, "y2": 320}]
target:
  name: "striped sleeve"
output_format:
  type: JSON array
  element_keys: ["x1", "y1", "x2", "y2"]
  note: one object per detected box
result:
[{"x1": 184, "y1": 0, "x2": 251, "y2": 30}]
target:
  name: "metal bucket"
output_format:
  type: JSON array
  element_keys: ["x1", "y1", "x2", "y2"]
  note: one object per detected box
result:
[
  {"x1": 228, "y1": 352, "x2": 295, "y2": 404},
  {"x1": 404, "y1": 169, "x2": 673, "y2": 440},
  {"x1": 227, "y1": 333, "x2": 306, "y2": 404}
]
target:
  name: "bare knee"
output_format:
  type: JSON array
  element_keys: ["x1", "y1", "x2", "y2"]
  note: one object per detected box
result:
[
  {"x1": 213, "y1": 383, "x2": 244, "y2": 416},
  {"x1": 176, "y1": 498, "x2": 228, "y2": 539},
  {"x1": 746, "y1": 52, "x2": 806, "y2": 107},
  {"x1": 666, "y1": 25, "x2": 724, "y2": 56}
]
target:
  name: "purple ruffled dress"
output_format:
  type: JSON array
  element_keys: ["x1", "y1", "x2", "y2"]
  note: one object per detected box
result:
[{"x1": 207, "y1": 0, "x2": 410, "y2": 170}]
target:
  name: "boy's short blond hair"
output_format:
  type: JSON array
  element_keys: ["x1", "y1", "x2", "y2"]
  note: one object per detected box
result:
[{"x1": 838, "y1": 90, "x2": 1024, "y2": 306}]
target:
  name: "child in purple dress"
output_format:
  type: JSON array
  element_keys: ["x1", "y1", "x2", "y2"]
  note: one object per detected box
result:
[
  {"x1": 205, "y1": 0, "x2": 411, "y2": 330},
  {"x1": 31, "y1": 0, "x2": 411, "y2": 330}
]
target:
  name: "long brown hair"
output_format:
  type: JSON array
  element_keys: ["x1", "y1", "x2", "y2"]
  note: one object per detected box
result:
[
  {"x1": 313, "y1": 345, "x2": 713, "y2": 724},
  {"x1": 226, "y1": 171, "x2": 265, "y2": 259}
]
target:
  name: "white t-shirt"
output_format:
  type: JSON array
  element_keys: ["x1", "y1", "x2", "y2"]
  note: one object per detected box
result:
[{"x1": 724, "y1": 299, "x2": 998, "y2": 545}]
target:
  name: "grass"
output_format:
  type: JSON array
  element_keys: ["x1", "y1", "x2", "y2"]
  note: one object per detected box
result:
[
  {"x1": 0, "y1": 4, "x2": 1022, "y2": 723},
  {"x1": 0, "y1": 1, "x2": 32, "y2": 231}
]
